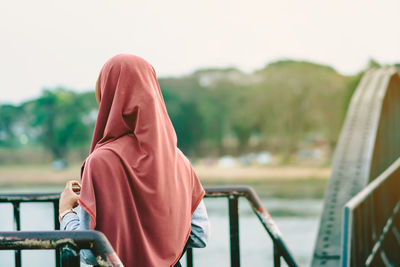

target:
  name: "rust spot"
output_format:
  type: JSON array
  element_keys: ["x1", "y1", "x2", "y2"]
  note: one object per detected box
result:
[{"x1": 0, "y1": 236, "x2": 77, "y2": 249}]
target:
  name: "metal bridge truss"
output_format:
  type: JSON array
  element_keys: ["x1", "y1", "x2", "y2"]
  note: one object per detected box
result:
[{"x1": 312, "y1": 67, "x2": 400, "y2": 267}]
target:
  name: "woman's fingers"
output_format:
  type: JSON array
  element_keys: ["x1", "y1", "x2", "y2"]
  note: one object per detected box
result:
[
  {"x1": 67, "y1": 180, "x2": 81, "y2": 187},
  {"x1": 66, "y1": 180, "x2": 81, "y2": 193},
  {"x1": 59, "y1": 181, "x2": 80, "y2": 213},
  {"x1": 72, "y1": 187, "x2": 81, "y2": 193}
]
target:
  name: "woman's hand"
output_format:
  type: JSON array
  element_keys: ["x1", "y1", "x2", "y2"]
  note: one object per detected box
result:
[{"x1": 59, "y1": 180, "x2": 81, "y2": 213}]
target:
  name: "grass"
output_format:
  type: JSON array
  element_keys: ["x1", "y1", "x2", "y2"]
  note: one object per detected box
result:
[{"x1": 0, "y1": 164, "x2": 329, "y2": 199}]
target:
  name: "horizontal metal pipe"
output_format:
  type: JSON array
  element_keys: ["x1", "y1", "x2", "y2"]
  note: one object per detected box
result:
[
  {"x1": 0, "y1": 193, "x2": 60, "y2": 203},
  {"x1": 0, "y1": 231, "x2": 122, "y2": 267},
  {"x1": 345, "y1": 156, "x2": 400, "y2": 209}
]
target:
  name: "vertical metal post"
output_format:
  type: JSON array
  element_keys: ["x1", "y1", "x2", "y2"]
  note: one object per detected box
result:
[
  {"x1": 12, "y1": 202, "x2": 21, "y2": 267},
  {"x1": 54, "y1": 200, "x2": 61, "y2": 267},
  {"x1": 273, "y1": 243, "x2": 281, "y2": 267},
  {"x1": 228, "y1": 196, "x2": 240, "y2": 267},
  {"x1": 54, "y1": 200, "x2": 60, "y2": 230},
  {"x1": 60, "y1": 244, "x2": 80, "y2": 267},
  {"x1": 186, "y1": 248, "x2": 193, "y2": 267}
]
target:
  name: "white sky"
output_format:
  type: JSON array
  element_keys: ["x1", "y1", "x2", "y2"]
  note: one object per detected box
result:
[{"x1": 1, "y1": 0, "x2": 399, "y2": 103}]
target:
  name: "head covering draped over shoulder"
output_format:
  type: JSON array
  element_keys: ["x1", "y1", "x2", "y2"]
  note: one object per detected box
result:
[{"x1": 78, "y1": 54, "x2": 205, "y2": 267}]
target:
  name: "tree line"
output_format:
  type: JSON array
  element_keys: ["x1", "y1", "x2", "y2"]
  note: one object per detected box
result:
[{"x1": 0, "y1": 60, "x2": 364, "y2": 163}]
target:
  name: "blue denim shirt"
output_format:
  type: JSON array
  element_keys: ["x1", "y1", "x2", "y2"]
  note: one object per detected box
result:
[{"x1": 61, "y1": 199, "x2": 209, "y2": 265}]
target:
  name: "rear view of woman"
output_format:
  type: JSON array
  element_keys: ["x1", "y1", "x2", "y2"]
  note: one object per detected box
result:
[{"x1": 58, "y1": 54, "x2": 209, "y2": 266}]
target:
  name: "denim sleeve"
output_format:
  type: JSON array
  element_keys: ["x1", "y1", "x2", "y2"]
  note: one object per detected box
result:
[
  {"x1": 60, "y1": 208, "x2": 98, "y2": 265},
  {"x1": 188, "y1": 199, "x2": 210, "y2": 248}
]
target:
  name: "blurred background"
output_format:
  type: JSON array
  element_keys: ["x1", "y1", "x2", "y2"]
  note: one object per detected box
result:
[{"x1": 0, "y1": 0, "x2": 399, "y2": 266}]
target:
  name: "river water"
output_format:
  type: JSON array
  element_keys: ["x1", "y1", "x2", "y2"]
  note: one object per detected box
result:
[{"x1": 0, "y1": 187, "x2": 323, "y2": 267}]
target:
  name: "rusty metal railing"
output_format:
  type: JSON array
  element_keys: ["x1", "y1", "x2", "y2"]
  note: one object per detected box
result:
[
  {"x1": 0, "y1": 192, "x2": 61, "y2": 266},
  {"x1": 197, "y1": 186, "x2": 298, "y2": 267},
  {"x1": 0, "y1": 231, "x2": 122, "y2": 267},
  {"x1": 341, "y1": 157, "x2": 400, "y2": 266},
  {"x1": 0, "y1": 186, "x2": 298, "y2": 267}
]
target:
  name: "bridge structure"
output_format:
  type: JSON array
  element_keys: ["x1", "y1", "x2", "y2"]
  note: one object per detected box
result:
[
  {"x1": 0, "y1": 67, "x2": 399, "y2": 266},
  {"x1": 312, "y1": 67, "x2": 400, "y2": 267}
]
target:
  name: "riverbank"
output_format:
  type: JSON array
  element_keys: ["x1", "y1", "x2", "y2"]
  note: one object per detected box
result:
[
  {"x1": 0, "y1": 164, "x2": 329, "y2": 198},
  {"x1": 0, "y1": 164, "x2": 329, "y2": 184}
]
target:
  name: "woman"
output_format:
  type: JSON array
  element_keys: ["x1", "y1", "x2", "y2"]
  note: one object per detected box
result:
[{"x1": 58, "y1": 54, "x2": 209, "y2": 267}]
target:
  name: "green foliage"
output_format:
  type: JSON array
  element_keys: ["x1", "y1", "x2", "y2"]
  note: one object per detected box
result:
[
  {"x1": 367, "y1": 58, "x2": 381, "y2": 69},
  {"x1": 0, "y1": 104, "x2": 23, "y2": 147},
  {"x1": 0, "y1": 60, "x2": 365, "y2": 163},
  {"x1": 252, "y1": 60, "x2": 350, "y2": 153},
  {"x1": 23, "y1": 88, "x2": 97, "y2": 160},
  {"x1": 161, "y1": 84, "x2": 203, "y2": 154},
  {"x1": 159, "y1": 61, "x2": 358, "y2": 157}
]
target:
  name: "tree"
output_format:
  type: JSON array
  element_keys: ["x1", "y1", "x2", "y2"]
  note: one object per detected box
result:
[
  {"x1": 0, "y1": 104, "x2": 23, "y2": 147},
  {"x1": 26, "y1": 88, "x2": 95, "y2": 161}
]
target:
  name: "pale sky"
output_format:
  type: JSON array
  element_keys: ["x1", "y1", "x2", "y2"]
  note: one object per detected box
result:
[{"x1": 1, "y1": 0, "x2": 399, "y2": 103}]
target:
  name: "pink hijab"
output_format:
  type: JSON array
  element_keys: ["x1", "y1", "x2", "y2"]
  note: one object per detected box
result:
[{"x1": 78, "y1": 54, "x2": 205, "y2": 266}]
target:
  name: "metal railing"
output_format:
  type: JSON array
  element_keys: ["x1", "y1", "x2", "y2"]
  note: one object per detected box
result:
[
  {"x1": 0, "y1": 231, "x2": 122, "y2": 267},
  {"x1": 0, "y1": 192, "x2": 61, "y2": 266},
  {"x1": 341, "y1": 157, "x2": 400, "y2": 266},
  {"x1": 198, "y1": 186, "x2": 298, "y2": 267},
  {"x1": 0, "y1": 186, "x2": 299, "y2": 267}
]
